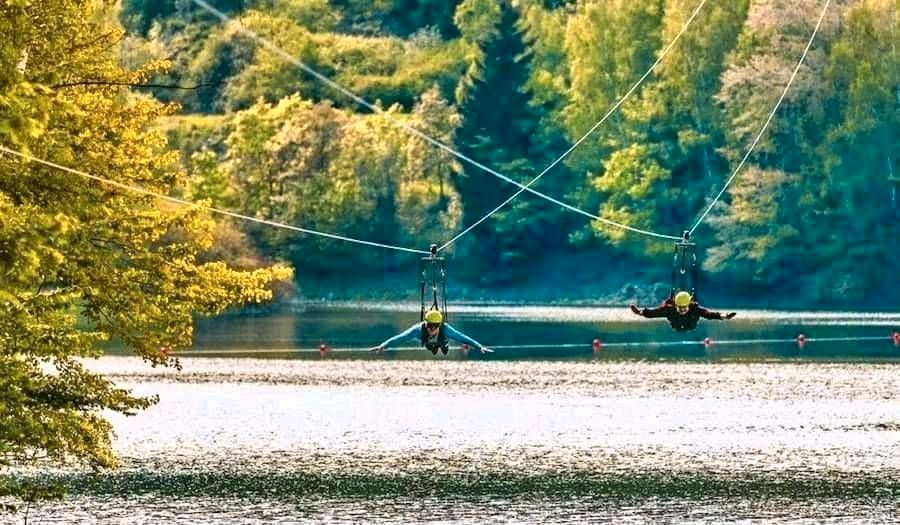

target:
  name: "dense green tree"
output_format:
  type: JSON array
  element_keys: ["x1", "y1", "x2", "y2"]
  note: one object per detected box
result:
[
  {"x1": 220, "y1": 88, "x2": 462, "y2": 271},
  {"x1": 0, "y1": 0, "x2": 291, "y2": 505},
  {"x1": 813, "y1": 0, "x2": 899, "y2": 302},
  {"x1": 519, "y1": 0, "x2": 569, "y2": 120},
  {"x1": 561, "y1": 0, "x2": 664, "y2": 173},
  {"x1": 186, "y1": 148, "x2": 237, "y2": 207},
  {"x1": 558, "y1": 0, "x2": 668, "y2": 253},
  {"x1": 331, "y1": 0, "x2": 462, "y2": 38},
  {"x1": 267, "y1": 0, "x2": 341, "y2": 32},
  {"x1": 120, "y1": 0, "x2": 245, "y2": 35},
  {"x1": 704, "y1": 0, "x2": 830, "y2": 287},
  {"x1": 450, "y1": 0, "x2": 567, "y2": 280},
  {"x1": 703, "y1": 0, "x2": 898, "y2": 303},
  {"x1": 583, "y1": 0, "x2": 749, "y2": 254},
  {"x1": 189, "y1": 9, "x2": 467, "y2": 112}
]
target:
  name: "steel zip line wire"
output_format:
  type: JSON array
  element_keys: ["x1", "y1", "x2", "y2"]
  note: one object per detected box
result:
[
  {"x1": 190, "y1": 0, "x2": 683, "y2": 244},
  {"x1": 0, "y1": 145, "x2": 430, "y2": 255},
  {"x1": 687, "y1": 0, "x2": 832, "y2": 236}
]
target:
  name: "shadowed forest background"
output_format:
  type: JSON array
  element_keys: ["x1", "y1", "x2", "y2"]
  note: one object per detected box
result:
[{"x1": 122, "y1": 0, "x2": 896, "y2": 307}]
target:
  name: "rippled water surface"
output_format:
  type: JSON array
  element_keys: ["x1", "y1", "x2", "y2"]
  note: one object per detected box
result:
[{"x1": 8, "y1": 307, "x2": 900, "y2": 523}]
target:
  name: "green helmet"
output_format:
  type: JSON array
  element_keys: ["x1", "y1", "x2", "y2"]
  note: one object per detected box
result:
[
  {"x1": 424, "y1": 310, "x2": 443, "y2": 324},
  {"x1": 674, "y1": 291, "x2": 692, "y2": 307}
]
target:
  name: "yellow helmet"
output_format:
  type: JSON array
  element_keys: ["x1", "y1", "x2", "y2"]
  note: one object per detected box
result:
[
  {"x1": 424, "y1": 310, "x2": 443, "y2": 324},
  {"x1": 674, "y1": 291, "x2": 692, "y2": 307}
]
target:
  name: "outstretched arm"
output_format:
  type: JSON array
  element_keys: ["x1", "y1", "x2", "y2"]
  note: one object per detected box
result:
[
  {"x1": 373, "y1": 323, "x2": 422, "y2": 350},
  {"x1": 443, "y1": 324, "x2": 491, "y2": 353},
  {"x1": 633, "y1": 302, "x2": 671, "y2": 319},
  {"x1": 696, "y1": 306, "x2": 736, "y2": 320}
]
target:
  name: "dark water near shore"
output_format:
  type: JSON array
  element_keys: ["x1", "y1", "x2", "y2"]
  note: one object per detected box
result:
[{"x1": 7, "y1": 306, "x2": 900, "y2": 523}]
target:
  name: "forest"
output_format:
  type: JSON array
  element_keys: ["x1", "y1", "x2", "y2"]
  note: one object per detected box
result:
[{"x1": 9, "y1": 0, "x2": 900, "y2": 308}]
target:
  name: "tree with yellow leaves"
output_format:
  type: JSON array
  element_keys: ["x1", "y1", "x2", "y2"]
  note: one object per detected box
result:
[{"x1": 0, "y1": 0, "x2": 291, "y2": 505}]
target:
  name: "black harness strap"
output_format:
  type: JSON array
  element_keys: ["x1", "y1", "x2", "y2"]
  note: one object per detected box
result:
[
  {"x1": 439, "y1": 257, "x2": 447, "y2": 318},
  {"x1": 419, "y1": 243, "x2": 447, "y2": 322},
  {"x1": 419, "y1": 261, "x2": 427, "y2": 322},
  {"x1": 671, "y1": 230, "x2": 698, "y2": 299}
]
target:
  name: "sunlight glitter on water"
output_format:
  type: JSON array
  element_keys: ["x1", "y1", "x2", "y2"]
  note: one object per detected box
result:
[{"x1": 15, "y1": 334, "x2": 900, "y2": 523}]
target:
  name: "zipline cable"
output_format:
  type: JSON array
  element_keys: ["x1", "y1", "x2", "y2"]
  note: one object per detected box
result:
[
  {"x1": 436, "y1": 0, "x2": 710, "y2": 252},
  {"x1": 190, "y1": 0, "x2": 682, "y2": 244},
  {"x1": 687, "y1": 0, "x2": 832, "y2": 236},
  {"x1": 0, "y1": 145, "x2": 430, "y2": 255}
]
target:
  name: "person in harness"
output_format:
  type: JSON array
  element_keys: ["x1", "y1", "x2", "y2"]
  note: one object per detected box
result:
[
  {"x1": 369, "y1": 309, "x2": 492, "y2": 355},
  {"x1": 629, "y1": 290, "x2": 736, "y2": 332}
]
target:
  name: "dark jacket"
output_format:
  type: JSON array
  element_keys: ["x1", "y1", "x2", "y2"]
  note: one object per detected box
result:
[
  {"x1": 638, "y1": 298, "x2": 726, "y2": 332},
  {"x1": 420, "y1": 322, "x2": 449, "y2": 355}
]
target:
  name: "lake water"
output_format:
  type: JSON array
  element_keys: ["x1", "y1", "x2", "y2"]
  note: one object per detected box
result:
[{"x1": 7, "y1": 305, "x2": 900, "y2": 523}]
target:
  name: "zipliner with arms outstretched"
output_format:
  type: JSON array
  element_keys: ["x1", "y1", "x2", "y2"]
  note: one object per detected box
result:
[
  {"x1": 630, "y1": 232, "x2": 736, "y2": 332},
  {"x1": 370, "y1": 309, "x2": 492, "y2": 355},
  {"x1": 630, "y1": 291, "x2": 736, "y2": 332}
]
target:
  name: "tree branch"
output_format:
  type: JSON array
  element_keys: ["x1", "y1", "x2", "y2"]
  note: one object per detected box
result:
[{"x1": 50, "y1": 80, "x2": 221, "y2": 90}]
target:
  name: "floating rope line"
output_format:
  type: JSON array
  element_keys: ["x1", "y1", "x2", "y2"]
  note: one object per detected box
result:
[
  {"x1": 0, "y1": 145, "x2": 430, "y2": 255},
  {"x1": 600, "y1": 335, "x2": 891, "y2": 348},
  {"x1": 437, "y1": 0, "x2": 710, "y2": 251},
  {"x1": 190, "y1": 0, "x2": 682, "y2": 245},
  {"x1": 687, "y1": 0, "x2": 832, "y2": 236},
  {"x1": 168, "y1": 334, "x2": 898, "y2": 355}
]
